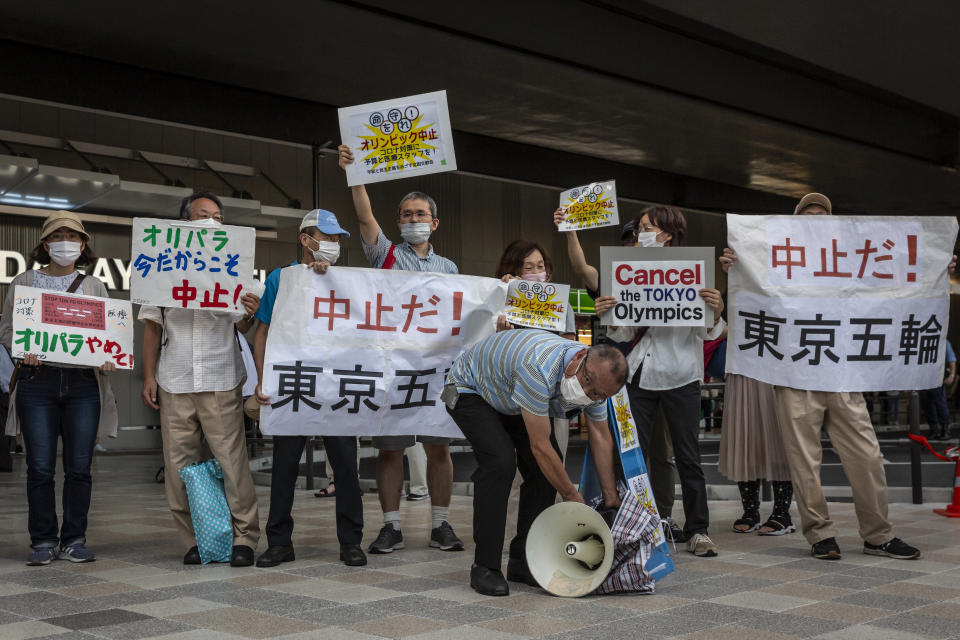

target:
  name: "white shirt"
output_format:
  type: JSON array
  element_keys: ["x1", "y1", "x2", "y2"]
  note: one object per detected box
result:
[
  {"x1": 608, "y1": 319, "x2": 726, "y2": 391},
  {"x1": 138, "y1": 305, "x2": 245, "y2": 394}
]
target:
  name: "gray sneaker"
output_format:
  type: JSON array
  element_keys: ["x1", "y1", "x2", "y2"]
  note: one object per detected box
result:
[
  {"x1": 686, "y1": 533, "x2": 718, "y2": 557},
  {"x1": 368, "y1": 524, "x2": 405, "y2": 554},
  {"x1": 27, "y1": 547, "x2": 58, "y2": 566},
  {"x1": 60, "y1": 542, "x2": 96, "y2": 563}
]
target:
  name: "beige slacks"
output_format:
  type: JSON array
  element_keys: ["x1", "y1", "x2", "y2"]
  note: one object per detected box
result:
[
  {"x1": 159, "y1": 384, "x2": 260, "y2": 550},
  {"x1": 775, "y1": 387, "x2": 892, "y2": 546}
]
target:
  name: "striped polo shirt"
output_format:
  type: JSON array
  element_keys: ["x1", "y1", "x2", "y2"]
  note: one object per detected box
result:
[
  {"x1": 363, "y1": 230, "x2": 458, "y2": 274},
  {"x1": 447, "y1": 329, "x2": 608, "y2": 421}
]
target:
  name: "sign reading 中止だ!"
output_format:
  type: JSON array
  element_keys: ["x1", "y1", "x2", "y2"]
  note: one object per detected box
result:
[
  {"x1": 129, "y1": 218, "x2": 256, "y2": 312},
  {"x1": 557, "y1": 180, "x2": 619, "y2": 231},
  {"x1": 338, "y1": 90, "x2": 457, "y2": 186}
]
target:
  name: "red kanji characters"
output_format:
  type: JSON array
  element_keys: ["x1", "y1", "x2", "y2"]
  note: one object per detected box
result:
[
  {"x1": 771, "y1": 237, "x2": 805, "y2": 279},
  {"x1": 400, "y1": 295, "x2": 438, "y2": 334},
  {"x1": 172, "y1": 280, "x2": 198, "y2": 308},
  {"x1": 357, "y1": 293, "x2": 397, "y2": 332},
  {"x1": 814, "y1": 238, "x2": 852, "y2": 278},
  {"x1": 314, "y1": 290, "x2": 350, "y2": 330},
  {"x1": 200, "y1": 282, "x2": 230, "y2": 308}
]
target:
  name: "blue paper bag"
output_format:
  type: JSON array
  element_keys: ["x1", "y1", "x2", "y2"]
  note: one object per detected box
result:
[{"x1": 178, "y1": 459, "x2": 233, "y2": 564}]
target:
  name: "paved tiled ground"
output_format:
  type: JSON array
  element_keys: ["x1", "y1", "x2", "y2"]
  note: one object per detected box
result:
[{"x1": 0, "y1": 453, "x2": 959, "y2": 639}]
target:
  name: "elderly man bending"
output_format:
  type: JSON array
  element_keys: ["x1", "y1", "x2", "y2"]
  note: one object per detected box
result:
[{"x1": 445, "y1": 330, "x2": 626, "y2": 596}]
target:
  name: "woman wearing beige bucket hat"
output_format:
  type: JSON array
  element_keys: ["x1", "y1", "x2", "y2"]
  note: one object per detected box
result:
[{"x1": 0, "y1": 211, "x2": 119, "y2": 566}]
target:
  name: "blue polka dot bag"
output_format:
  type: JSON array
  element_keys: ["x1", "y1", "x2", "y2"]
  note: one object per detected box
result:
[{"x1": 178, "y1": 459, "x2": 233, "y2": 564}]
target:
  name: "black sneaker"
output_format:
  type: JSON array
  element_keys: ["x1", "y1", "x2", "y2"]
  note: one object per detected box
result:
[
  {"x1": 864, "y1": 537, "x2": 920, "y2": 559},
  {"x1": 430, "y1": 521, "x2": 464, "y2": 551},
  {"x1": 811, "y1": 537, "x2": 842, "y2": 560},
  {"x1": 406, "y1": 492, "x2": 429, "y2": 501},
  {"x1": 368, "y1": 524, "x2": 405, "y2": 554}
]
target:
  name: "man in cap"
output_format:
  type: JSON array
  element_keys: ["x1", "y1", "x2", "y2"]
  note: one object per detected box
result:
[
  {"x1": 720, "y1": 192, "x2": 944, "y2": 561},
  {"x1": 252, "y1": 209, "x2": 366, "y2": 567},
  {"x1": 338, "y1": 144, "x2": 464, "y2": 556},
  {"x1": 140, "y1": 192, "x2": 262, "y2": 566}
]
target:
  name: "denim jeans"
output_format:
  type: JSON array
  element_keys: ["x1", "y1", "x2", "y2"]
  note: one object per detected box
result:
[{"x1": 16, "y1": 365, "x2": 100, "y2": 548}]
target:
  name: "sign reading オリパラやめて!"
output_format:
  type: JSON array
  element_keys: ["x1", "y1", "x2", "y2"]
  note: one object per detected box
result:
[
  {"x1": 726, "y1": 214, "x2": 958, "y2": 392},
  {"x1": 557, "y1": 180, "x2": 619, "y2": 231},
  {"x1": 11, "y1": 286, "x2": 134, "y2": 369},
  {"x1": 503, "y1": 280, "x2": 570, "y2": 332},
  {"x1": 260, "y1": 266, "x2": 506, "y2": 437},
  {"x1": 129, "y1": 218, "x2": 256, "y2": 312},
  {"x1": 338, "y1": 90, "x2": 457, "y2": 186}
]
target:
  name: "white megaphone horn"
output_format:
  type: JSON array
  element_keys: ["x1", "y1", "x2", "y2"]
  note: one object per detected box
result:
[{"x1": 525, "y1": 501, "x2": 615, "y2": 597}]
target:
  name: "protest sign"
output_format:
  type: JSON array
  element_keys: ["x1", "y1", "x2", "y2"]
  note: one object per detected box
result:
[
  {"x1": 600, "y1": 247, "x2": 715, "y2": 327},
  {"x1": 129, "y1": 218, "x2": 256, "y2": 312},
  {"x1": 260, "y1": 266, "x2": 506, "y2": 437},
  {"x1": 11, "y1": 286, "x2": 134, "y2": 369},
  {"x1": 556, "y1": 180, "x2": 619, "y2": 231},
  {"x1": 338, "y1": 90, "x2": 457, "y2": 186},
  {"x1": 727, "y1": 214, "x2": 958, "y2": 392},
  {"x1": 503, "y1": 280, "x2": 570, "y2": 332}
]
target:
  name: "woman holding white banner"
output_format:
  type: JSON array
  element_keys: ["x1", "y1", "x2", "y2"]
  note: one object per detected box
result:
[
  {"x1": 591, "y1": 206, "x2": 726, "y2": 557},
  {"x1": 0, "y1": 211, "x2": 118, "y2": 566}
]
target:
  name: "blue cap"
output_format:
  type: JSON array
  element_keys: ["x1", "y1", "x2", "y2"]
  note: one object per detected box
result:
[{"x1": 300, "y1": 209, "x2": 350, "y2": 238}]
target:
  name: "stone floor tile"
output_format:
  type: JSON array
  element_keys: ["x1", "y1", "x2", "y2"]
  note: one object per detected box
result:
[
  {"x1": 41, "y1": 608, "x2": 151, "y2": 630},
  {"x1": 51, "y1": 582, "x2": 143, "y2": 600},
  {"x1": 411, "y1": 585, "x2": 492, "y2": 604},
  {"x1": 376, "y1": 577, "x2": 462, "y2": 593},
  {"x1": 669, "y1": 601, "x2": 770, "y2": 624},
  {"x1": 121, "y1": 596, "x2": 231, "y2": 618},
  {"x1": 406, "y1": 627, "x2": 530, "y2": 640},
  {"x1": 272, "y1": 630, "x2": 383, "y2": 640},
  {"x1": 657, "y1": 575, "x2": 780, "y2": 600},
  {"x1": 786, "y1": 602, "x2": 888, "y2": 623},
  {"x1": 367, "y1": 594, "x2": 458, "y2": 616},
  {"x1": 760, "y1": 583, "x2": 856, "y2": 601},
  {"x1": 0, "y1": 620, "x2": 75, "y2": 639},
  {"x1": 868, "y1": 613, "x2": 960, "y2": 639},
  {"x1": 800, "y1": 573, "x2": 891, "y2": 590},
  {"x1": 815, "y1": 623, "x2": 935, "y2": 640},
  {"x1": 675, "y1": 624, "x2": 807, "y2": 640},
  {"x1": 0, "y1": 584, "x2": 39, "y2": 597},
  {"x1": 473, "y1": 612, "x2": 586, "y2": 637},
  {"x1": 835, "y1": 565, "x2": 929, "y2": 581},
  {"x1": 171, "y1": 607, "x2": 319, "y2": 639},
  {"x1": 327, "y1": 570, "x2": 410, "y2": 585},
  {"x1": 594, "y1": 593, "x2": 694, "y2": 612},
  {"x1": 709, "y1": 590, "x2": 818, "y2": 612},
  {"x1": 0, "y1": 591, "x2": 100, "y2": 618},
  {"x1": 84, "y1": 618, "x2": 196, "y2": 639},
  {"x1": 343, "y1": 614, "x2": 458, "y2": 638},
  {"x1": 244, "y1": 595, "x2": 339, "y2": 617},
  {"x1": 482, "y1": 593, "x2": 577, "y2": 613},
  {"x1": 738, "y1": 612, "x2": 850, "y2": 637},
  {"x1": 832, "y1": 592, "x2": 934, "y2": 611}
]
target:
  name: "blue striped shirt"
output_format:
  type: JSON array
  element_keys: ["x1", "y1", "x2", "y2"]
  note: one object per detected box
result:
[
  {"x1": 363, "y1": 230, "x2": 458, "y2": 274},
  {"x1": 447, "y1": 329, "x2": 608, "y2": 420}
]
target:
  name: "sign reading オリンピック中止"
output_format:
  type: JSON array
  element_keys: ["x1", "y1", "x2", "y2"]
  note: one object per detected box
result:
[
  {"x1": 260, "y1": 266, "x2": 506, "y2": 437},
  {"x1": 11, "y1": 286, "x2": 134, "y2": 369},
  {"x1": 338, "y1": 90, "x2": 457, "y2": 186},
  {"x1": 726, "y1": 214, "x2": 959, "y2": 392},
  {"x1": 556, "y1": 180, "x2": 619, "y2": 231},
  {"x1": 503, "y1": 280, "x2": 570, "y2": 332},
  {"x1": 129, "y1": 218, "x2": 257, "y2": 312}
]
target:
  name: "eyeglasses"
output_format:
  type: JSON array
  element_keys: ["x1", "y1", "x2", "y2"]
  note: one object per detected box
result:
[
  {"x1": 398, "y1": 211, "x2": 433, "y2": 221},
  {"x1": 579, "y1": 353, "x2": 614, "y2": 402}
]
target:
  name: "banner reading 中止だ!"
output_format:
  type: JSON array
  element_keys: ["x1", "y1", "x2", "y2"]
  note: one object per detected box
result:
[
  {"x1": 726, "y1": 214, "x2": 958, "y2": 392},
  {"x1": 338, "y1": 90, "x2": 457, "y2": 186},
  {"x1": 260, "y1": 266, "x2": 506, "y2": 437},
  {"x1": 129, "y1": 218, "x2": 256, "y2": 312}
]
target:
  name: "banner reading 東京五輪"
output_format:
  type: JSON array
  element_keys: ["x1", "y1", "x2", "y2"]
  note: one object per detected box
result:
[{"x1": 726, "y1": 214, "x2": 958, "y2": 392}]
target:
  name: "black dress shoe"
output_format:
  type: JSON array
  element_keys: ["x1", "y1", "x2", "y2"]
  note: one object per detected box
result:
[
  {"x1": 256, "y1": 545, "x2": 295, "y2": 568},
  {"x1": 340, "y1": 544, "x2": 367, "y2": 567},
  {"x1": 506, "y1": 557, "x2": 537, "y2": 586},
  {"x1": 230, "y1": 545, "x2": 255, "y2": 567},
  {"x1": 183, "y1": 546, "x2": 201, "y2": 565},
  {"x1": 470, "y1": 563, "x2": 509, "y2": 596}
]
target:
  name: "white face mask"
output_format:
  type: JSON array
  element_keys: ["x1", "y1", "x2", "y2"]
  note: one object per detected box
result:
[
  {"x1": 636, "y1": 232, "x2": 664, "y2": 248},
  {"x1": 521, "y1": 272, "x2": 548, "y2": 282},
  {"x1": 560, "y1": 353, "x2": 594, "y2": 406},
  {"x1": 47, "y1": 241, "x2": 83, "y2": 267},
  {"x1": 400, "y1": 222, "x2": 432, "y2": 245},
  {"x1": 309, "y1": 238, "x2": 340, "y2": 264}
]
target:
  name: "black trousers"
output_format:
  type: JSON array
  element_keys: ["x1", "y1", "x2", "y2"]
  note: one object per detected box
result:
[
  {"x1": 447, "y1": 394, "x2": 561, "y2": 571},
  {"x1": 626, "y1": 380, "x2": 709, "y2": 537},
  {"x1": 265, "y1": 435, "x2": 363, "y2": 547}
]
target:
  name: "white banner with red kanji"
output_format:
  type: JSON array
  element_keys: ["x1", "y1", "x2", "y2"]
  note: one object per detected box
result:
[
  {"x1": 260, "y1": 266, "x2": 507, "y2": 436},
  {"x1": 11, "y1": 286, "x2": 134, "y2": 369},
  {"x1": 726, "y1": 215, "x2": 958, "y2": 392},
  {"x1": 129, "y1": 218, "x2": 257, "y2": 312}
]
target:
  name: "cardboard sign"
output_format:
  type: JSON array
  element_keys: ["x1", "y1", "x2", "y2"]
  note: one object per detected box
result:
[{"x1": 557, "y1": 180, "x2": 619, "y2": 231}]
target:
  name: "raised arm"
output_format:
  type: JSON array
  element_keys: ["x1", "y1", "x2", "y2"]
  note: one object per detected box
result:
[
  {"x1": 554, "y1": 207, "x2": 599, "y2": 291},
  {"x1": 338, "y1": 144, "x2": 382, "y2": 246}
]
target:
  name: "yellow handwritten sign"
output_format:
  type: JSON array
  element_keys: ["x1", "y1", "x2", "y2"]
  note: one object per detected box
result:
[
  {"x1": 557, "y1": 180, "x2": 619, "y2": 231},
  {"x1": 503, "y1": 280, "x2": 570, "y2": 332}
]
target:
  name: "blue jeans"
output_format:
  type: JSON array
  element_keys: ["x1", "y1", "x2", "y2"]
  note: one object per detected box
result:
[
  {"x1": 16, "y1": 366, "x2": 100, "y2": 548},
  {"x1": 919, "y1": 386, "x2": 950, "y2": 428}
]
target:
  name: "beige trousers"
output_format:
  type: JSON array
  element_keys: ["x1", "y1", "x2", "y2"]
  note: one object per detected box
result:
[
  {"x1": 775, "y1": 387, "x2": 892, "y2": 546},
  {"x1": 159, "y1": 385, "x2": 260, "y2": 550}
]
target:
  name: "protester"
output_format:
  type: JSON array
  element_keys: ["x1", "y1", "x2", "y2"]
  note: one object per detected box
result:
[
  {"x1": 1, "y1": 211, "x2": 119, "y2": 565},
  {"x1": 919, "y1": 340, "x2": 956, "y2": 440},
  {"x1": 339, "y1": 144, "x2": 464, "y2": 555},
  {"x1": 139, "y1": 192, "x2": 261, "y2": 567},
  {"x1": 0, "y1": 341, "x2": 14, "y2": 473},
  {"x1": 253, "y1": 209, "x2": 366, "y2": 567},
  {"x1": 720, "y1": 192, "x2": 937, "y2": 560},
  {"x1": 556, "y1": 210, "x2": 683, "y2": 541},
  {"x1": 445, "y1": 330, "x2": 625, "y2": 595}
]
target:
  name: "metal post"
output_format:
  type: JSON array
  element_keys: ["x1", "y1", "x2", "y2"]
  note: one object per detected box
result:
[
  {"x1": 305, "y1": 439, "x2": 315, "y2": 491},
  {"x1": 312, "y1": 143, "x2": 320, "y2": 209},
  {"x1": 909, "y1": 391, "x2": 923, "y2": 504}
]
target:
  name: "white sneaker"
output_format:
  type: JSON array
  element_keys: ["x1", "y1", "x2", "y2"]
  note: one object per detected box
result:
[
  {"x1": 94, "y1": 444, "x2": 107, "y2": 453},
  {"x1": 687, "y1": 533, "x2": 718, "y2": 557}
]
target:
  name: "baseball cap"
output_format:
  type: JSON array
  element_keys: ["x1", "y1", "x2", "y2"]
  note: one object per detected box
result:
[
  {"x1": 794, "y1": 193, "x2": 832, "y2": 215},
  {"x1": 40, "y1": 211, "x2": 89, "y2": 241},
  {"x1": 300, "y1": 209, "x2": 350, "y2": 238}
]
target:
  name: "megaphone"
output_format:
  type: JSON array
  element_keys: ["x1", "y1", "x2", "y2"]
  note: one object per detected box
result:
[{"x1": 526, "y1": 501, "x2": 615, "y2": 597}]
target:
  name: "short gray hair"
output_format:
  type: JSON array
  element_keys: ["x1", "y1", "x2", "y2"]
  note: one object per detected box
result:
[
  {"x1": 589, "y1": 344, "x2": 628, "y2": 387},
  {"x1": 397, "y1": 191, "x2": 437, "y2": 218}
]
